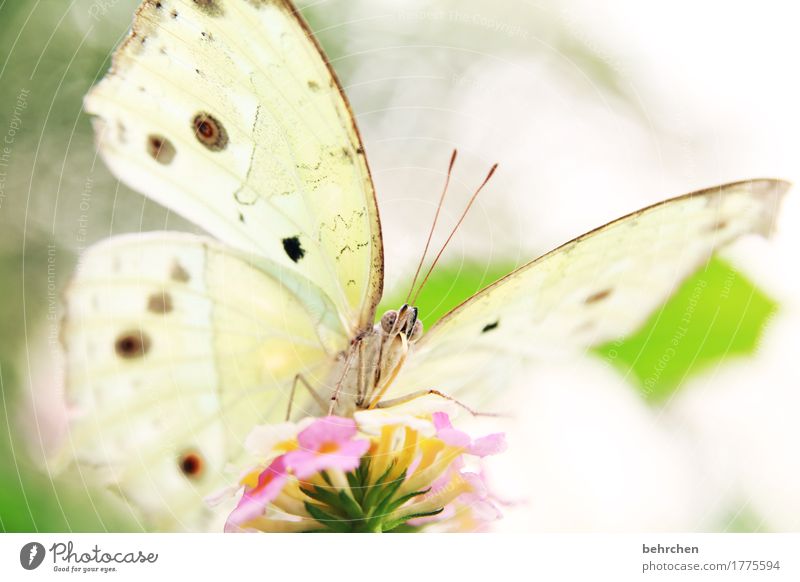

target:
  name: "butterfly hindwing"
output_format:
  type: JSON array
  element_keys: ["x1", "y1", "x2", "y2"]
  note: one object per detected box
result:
[
  {"x1": 85, "y1": 0, "x2": 383, "y2": 332},
  {"x1": 58, "y1": 233, "x2": 339, "y2": 529},
  {"x1": 391, "y1": 180, "x2": 789, "y2": 404}
]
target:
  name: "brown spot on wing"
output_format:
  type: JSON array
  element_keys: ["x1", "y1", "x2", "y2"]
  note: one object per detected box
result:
[
  {"x1": 585, "y1": 288, "x2": 613, "y2": 305},
  {"x1": 147, "y1": 292, "x2": 173, "y2": 314},
  {"x1": 192, "y1": 112, "x2": 228, "y2": 151},
  {"x1": 704, "y1": 219, "x2": 728, "y2": 233},
  {"x1": 146, "y1": 134, "x2": 176, "y2": 164},
  {"x1": 115, "y1": 330, "x2": 151, "y2": 359},
  {"x1": 170, "y1": 261, "x2": 190, "y2": 283},
  {"x1": 192, "y1": 0, "x2": 223, "y2": 16},
  {"x1": 178, "y1": 450, "x2": 205, "y2": 479}
]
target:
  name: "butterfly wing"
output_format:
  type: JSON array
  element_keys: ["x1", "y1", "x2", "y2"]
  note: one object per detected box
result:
[
  {"x1": 84, "y1": 0, "x2": 382, "y2": 331},
  {"x1": 57, "y1": 233, "x2": 342, "y2": 530},
  {"x1": 391, "y1": 179, "x2": 789, "y2": 404}
]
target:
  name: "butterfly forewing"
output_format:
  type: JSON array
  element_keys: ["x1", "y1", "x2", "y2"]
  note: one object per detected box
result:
[
  {"x1": 390, "y1": 179, "x2": 789, "y2": 405},
  {"x1": 85, "y1": 0, "x2": 382, "y2": 333}
]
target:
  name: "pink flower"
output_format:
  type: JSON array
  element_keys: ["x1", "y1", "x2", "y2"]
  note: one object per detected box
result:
[
  {"x1": 432, "y1": 412, "x2": 507, "y2": 457},
  {"x1": 407, "y1": 471, "x2": 502, "y2": 532},
  {"x1": 221, "y1": 412, "x2": 509, "y2": 532},
  {"x1": 459, "y1": 472, "x2": 503, "y2": 521},
  {"x1": 225, "y1": 456, "x2": 288, "y2": 532},
  {"x1": 283, "y1": 416, "x2": 370, "y2": 479}
]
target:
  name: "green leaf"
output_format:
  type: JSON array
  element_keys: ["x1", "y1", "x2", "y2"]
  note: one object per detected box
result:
[
  {"x1": 721, "y1": 505, "x2": 769, "y2": 533},
  {"x1": 384, "y1": 488, "x2": 432, "y2": 515},
  {"x1": 594, "y1": 257, "x2": 777, "y2": 402},
  {"x1": 361, "y1": 461, "x2": 396, "y2": 511},
  {"x1": 346, "y1": 470, "x2": 364, "y2": 504},
  {"x1": 299, "y1": 486, "x2": 346, "y2": 518},
  {"x1": 337, "y1": 490, "x2": 365, "y2": 520},
  {"x1": 318, "y1": 470, "x2": 333, "y2": 487},
  {"x1": 384, "y1": 508, "x2": 445, "y2": 533},
  {"x1": 304, "y1": 502, "x2": 350, "y2": 533},
  {"x1": 371, "y1": 471, "x2": 408, "y2": 522}
]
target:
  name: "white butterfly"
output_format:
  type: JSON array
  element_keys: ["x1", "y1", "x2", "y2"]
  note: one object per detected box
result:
[{"x1": 56, "y1": 0, "x2": 788, "y2": 531}]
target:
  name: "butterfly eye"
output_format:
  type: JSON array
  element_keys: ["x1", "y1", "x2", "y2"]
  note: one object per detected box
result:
[
  {"x1": 192, "y1": 112, "x2": 228, "y2": 151},
  {"x1": 178, "y1": 450, "x2": 204, "y2": 479},
  {"x1": 380, "y1": 310, "x2": 398, "y2": 333},
  {"x1": 409, "y1": 319, "x2": 423, "y2": 342},
  {"x1": 114, "y1": 330, "x2": 151, "y2": 359},
  {"x1": 406, "y1": 307, "x2": 418, "y2": 331}
]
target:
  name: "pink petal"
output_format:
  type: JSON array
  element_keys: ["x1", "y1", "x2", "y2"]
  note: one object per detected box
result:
[
  {"x1": 461, "y1": 472, "x2": 488, "y2": 498},
  {"x1": 285, "y1": 438, "x2": 370, "y2": 479},
  {"x1": 282, "y1": 450, "x2": 320, "y2": 480},
  {"x1": 432, "y1": 412, "x2": 453, "y2": 431},
  {"x1": 297, "y1": 416, "x2": 357, "y2": 450},
  {"x1": 434, "y1": 412, "x2": 507, "y2": 457},
  {"x1": 469, "y1": 433, "x2": 507, "y2": 457},
  {"x1": 225, "y1": 457, "x2": 287, "y2": 532},
  {"x1": 315, "y1": 447, "x2": 367, "y2": 475},
  {"x1": 428, "y1": 470, "x2": 455, "y2": 494},
  {"x1": 338, "y1": 439, "x2": 371, "y2": 461},
  {"x1": 436, "y1": 427, "x2": 471, "y2": 449},
  {"x1": 432, "y1": 412, "x2": 473, "y2": 448},
  {"x1": 469, "y1": 499, "x2": 503, "y2": 521}
]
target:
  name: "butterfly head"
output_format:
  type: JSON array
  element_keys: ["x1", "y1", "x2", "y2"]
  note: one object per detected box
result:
[{"x1": 379, "y1": 304, "x2": 423, "y2": 343}]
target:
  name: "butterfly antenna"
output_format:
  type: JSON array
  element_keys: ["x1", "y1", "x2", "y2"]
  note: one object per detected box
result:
[
  {"x1": 405, "y1": 149, "x2": 458, "y2": 304},
  {"x1": 411, "y1": 162, "x2": 499, "y2": 305}
]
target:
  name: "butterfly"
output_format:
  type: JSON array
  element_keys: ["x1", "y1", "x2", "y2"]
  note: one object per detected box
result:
[{"x1": 55, "y1": 0, "x2": 789, "y2": 531}]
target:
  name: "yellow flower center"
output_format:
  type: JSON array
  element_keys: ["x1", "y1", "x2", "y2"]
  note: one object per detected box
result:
[{"x1": 318, "y1": 442, "x2": 339, "y2": 455}]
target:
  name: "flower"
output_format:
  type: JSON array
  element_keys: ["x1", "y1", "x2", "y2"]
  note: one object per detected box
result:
[
  {"x1": 284, "y1": 416, "x2": 371, "y2": 479},
  {"x1": 244, "y1": 420, "x2": 311, "y2": 458},
  {"x1": 432, "y1": 412, "x2": 507, "y2": 457},
  {"x1": 219, "y1": 412, "x2": 507, "y2": 533},
  {"x1": 225, "y1": 456, "x2": 289, "y2": 532},
  {"x1": 408, "y1": 469, "x2": 504, "y2": 532}
]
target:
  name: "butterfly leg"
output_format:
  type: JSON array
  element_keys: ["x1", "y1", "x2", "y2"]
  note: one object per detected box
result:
[
  {"x1": 355, "y1": 339, "x2": 367, "y2": 408},
  {"x1": 327, "y1": 337, "x2": 362, "y2": 415},
  {"x1": 375, "y1": 389, "x2": 500, "y2": 418},
  {"x1": 286, "y1": 374, "x2": 328, "y2": 421}
]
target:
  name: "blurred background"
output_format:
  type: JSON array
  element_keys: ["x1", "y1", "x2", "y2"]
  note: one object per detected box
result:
[{"x1": 1, "y1": 0, "x2": 799, "y2": 532}]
